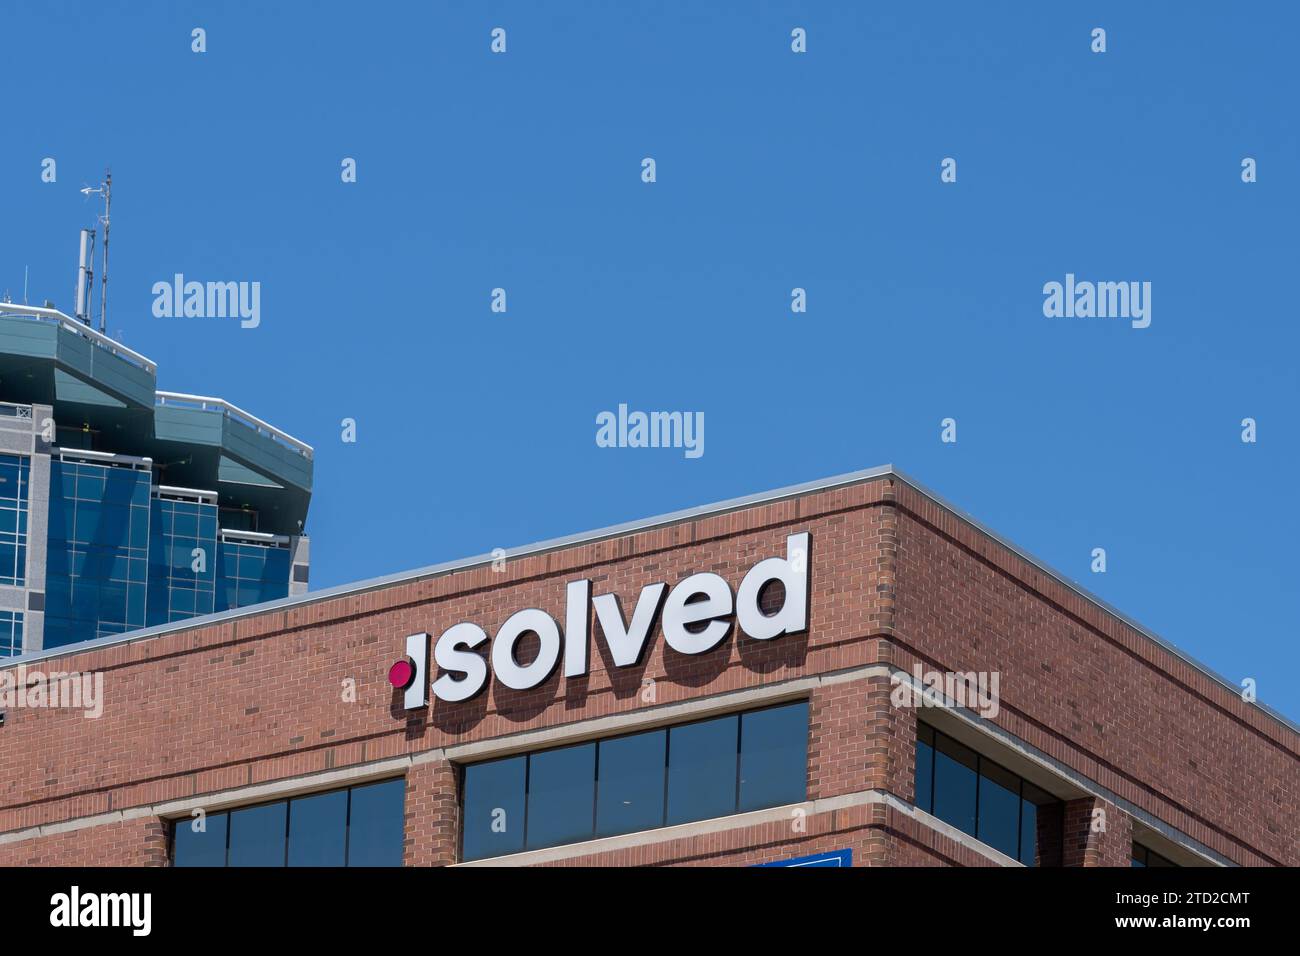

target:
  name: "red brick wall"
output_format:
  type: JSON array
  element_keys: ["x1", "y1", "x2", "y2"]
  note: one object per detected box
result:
[
  {"x1": 535, "y1": 806, "x2": 870, "y2": 867},
  {"x1": 891, "y1": 483, "x2": 1298, "y2": 866},
  {"x1": 0, "y1": 817, "x2": 166, "y2": 867},
  {"x1": 1, "y1": 474, "x2": 1294, "y2": 867},
  {"x1": 526, "y1": 801, "x2": 991, "y2": 868}
]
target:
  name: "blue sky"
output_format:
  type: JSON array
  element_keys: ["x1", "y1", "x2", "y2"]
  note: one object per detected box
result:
[{"x1": 2, "y1": 2, "x2": 1297, "y2": 721}]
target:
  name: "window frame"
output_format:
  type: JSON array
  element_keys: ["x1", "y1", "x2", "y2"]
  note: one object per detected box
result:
[
  {"x1": 458, "y1": 699, "x2": 811, "y2": 862},
  {"x1": 914, "y1": 720, "x2": 1060, "y2": 865},
  {"x1": 168, "y1": 776, "x2": 406, "y2": 867}
]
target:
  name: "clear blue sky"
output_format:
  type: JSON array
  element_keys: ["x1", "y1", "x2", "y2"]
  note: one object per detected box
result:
[{"x1": 2, "y1": 2, "x2": 1296, "y2": 721}]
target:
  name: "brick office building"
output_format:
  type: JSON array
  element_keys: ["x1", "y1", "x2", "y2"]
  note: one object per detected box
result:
[{"x1": 0, "y1": 465, "x2": 1295, "y2": 867}]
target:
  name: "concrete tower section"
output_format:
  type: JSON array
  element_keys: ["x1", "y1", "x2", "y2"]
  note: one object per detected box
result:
[{"x1": 0, "y1": 303, "x2": 312, "y2": 654}]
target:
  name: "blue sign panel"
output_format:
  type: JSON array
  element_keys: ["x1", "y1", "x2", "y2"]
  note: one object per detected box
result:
[{"x1": 757, "y1": 848, "x2": 852, "y2": 867}]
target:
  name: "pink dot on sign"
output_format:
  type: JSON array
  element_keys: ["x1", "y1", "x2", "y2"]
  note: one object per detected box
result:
[{"x1": 388, "y1": 659, "x2": 415, "y2": 690}]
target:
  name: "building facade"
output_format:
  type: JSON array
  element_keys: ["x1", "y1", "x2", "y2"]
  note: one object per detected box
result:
[
  {"x1": 0, "y1": 466, "x2": 1294, "y2": 867},
  {"x1": 0, "y1": 304, "x2": 311, "y2": 653}
]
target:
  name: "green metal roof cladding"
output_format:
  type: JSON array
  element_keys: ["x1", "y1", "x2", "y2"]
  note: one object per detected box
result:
[{"x1": 0, "y1": 305, "x2": 312, "y2": 535}]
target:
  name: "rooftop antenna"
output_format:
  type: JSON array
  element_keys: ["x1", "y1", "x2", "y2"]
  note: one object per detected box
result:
[
  {"x1": 79, "y1": 167, "x2": 112, "y2": 333},
  {"x1": 74, "y1": 228, "x2": 95, "y2": 323}
]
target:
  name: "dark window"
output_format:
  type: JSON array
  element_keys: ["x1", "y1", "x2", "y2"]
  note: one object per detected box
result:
[
  {"x1": 915, "y1": 722, "x2": 935, "y2": 813},
  {"x1": 738, "y1": 701, "x2": 809, "y2": 812},
  {"x1": 172, "y1": 812, "x2": 228, "y2": 867},
  {"x1": 1021, "y1": 781, "x2": 1054, "y2": 866},
  {"x1": 914, "y1": 722, "x2": 1062, "y2": 866},
  {"x1": 461, "y1": 701, "x2": 809, "y2": 861},
  {"x1": 526, "y1": 742, "x2": 596, "y2": 851},
  {"x1": 171, "y1": 780, "x2": 405, "y2": 867},
  {"x1": 932, "y1": 732, "x2": 979, "y2": 837},
  {"x1": 666, "y1": 714, "x2": 739, "y2": 826},
  {"x1": 1132, "y1": 842, "x2": 1177, "y2": 867},
  {"x1": 976, "y1": 759, "x2": 1021, "y2": 859},
  {"x1": 287, "y1": 789, "x2": 348, "y2": 867},
  {"x1": 462, "y1": 754, "x2": 526, "y2": 861},
  {"x1": 595, "y1": 728, "x2": 666, "y2": 838},
  {"x1": 228, "y1": 801, "x2": 288, "y2": 867},
  {"x1": 347, "y1": 778, "x2": 407, "y2": 867}
]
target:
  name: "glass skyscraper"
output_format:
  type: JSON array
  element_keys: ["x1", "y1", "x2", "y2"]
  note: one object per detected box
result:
[
  {"x1": 0, "y1": 303, "x2": 312, "y2": 655},
  {"x1": 148, "y1": 490, "x2": 218, "y2": 625},
  {"x1": 45, "y1": 455, "x2": 152, "y2": 644}
]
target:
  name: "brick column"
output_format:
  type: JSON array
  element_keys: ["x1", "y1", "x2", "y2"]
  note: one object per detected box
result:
[
  {"x1": 402, "y1": 758, "x2": 460, "y2": 866},
  {"x1": 869, "y1": 671, "x2": 916, "y2": 799},
  {"x1": 1062, "y1": 795, "x2": 1132, "y2": 867},
  {"x1": 808, "y1": 673, "x2": 914, "y2": 802},
  {"x1": 140, "y1": 818, "x2": 169, "y2": 867}
]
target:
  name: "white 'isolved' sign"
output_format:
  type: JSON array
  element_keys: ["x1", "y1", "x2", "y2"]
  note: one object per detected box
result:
[{"x1": 388, "y1": 532, "x2": 810, "y2": 707}]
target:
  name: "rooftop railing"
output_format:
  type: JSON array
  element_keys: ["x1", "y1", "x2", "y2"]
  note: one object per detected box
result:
[
  {"x1": 156, "y1": 391, "x2": 314, "y2": 460},
  {"x1": 155, "y1": 484, "x2": 219, "y2": 505},
  {"x1": 55, "y1": 446, "x2": 154, "y2": 470},
  {"x1": 0, "y1": 303, "x2": 312, "y2": 461},
  {"x1": 220, "y1": 527, "x2": 293, "y2": 546},
  {"x1": 0, "y1": 303, "x2": 158, "y2": 374}
]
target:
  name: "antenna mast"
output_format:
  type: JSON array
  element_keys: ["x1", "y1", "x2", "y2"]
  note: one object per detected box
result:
[
  {"x1": 79, "y1": 169, "x2": 112, "y2": 332},
  {"x1": 98, "y1": 169, "x2": 111, "y2": 334}
]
